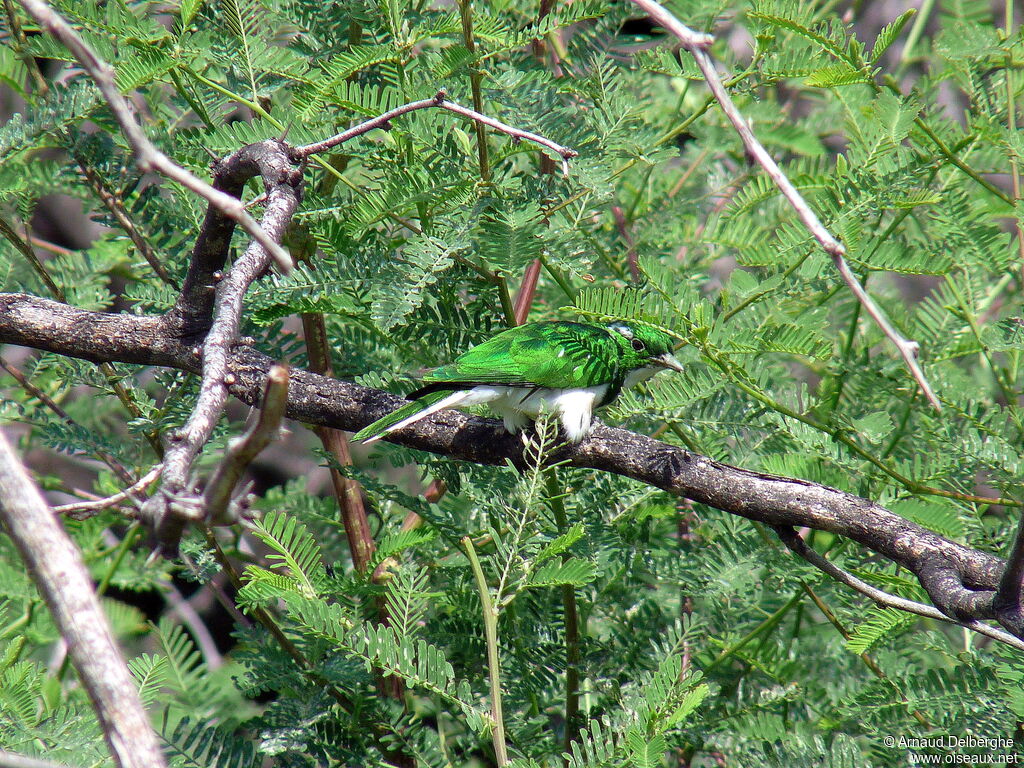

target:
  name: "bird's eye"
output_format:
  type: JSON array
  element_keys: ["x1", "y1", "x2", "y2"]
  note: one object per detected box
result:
[{"x1": 631, "y1": 339, "x2": 646, "y2": 352}]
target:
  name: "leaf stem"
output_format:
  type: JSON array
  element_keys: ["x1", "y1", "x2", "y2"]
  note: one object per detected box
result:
[
  {"x1": 462, "y1": 536, "x2": 509, "y2": 766},
  {"x1": 703, "y1": 592, "x2": 801, "y2": 675}
]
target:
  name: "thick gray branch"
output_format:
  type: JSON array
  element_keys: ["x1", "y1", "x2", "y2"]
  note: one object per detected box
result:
[
  {"x1": 0, "y1": 293, "x2": 1012, "y2": 639},
  {"x1": 0, "y1": 431, "x2": 166, "y2": 768}
]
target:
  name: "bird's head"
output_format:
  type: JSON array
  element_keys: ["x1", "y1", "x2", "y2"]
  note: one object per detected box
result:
[{"x1": 608, "y1": 322, "x2": 684, "y2": 380}]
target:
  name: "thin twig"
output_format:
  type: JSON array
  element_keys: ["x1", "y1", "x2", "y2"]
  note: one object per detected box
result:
[
  {"x1": 458, "y1": 0, "x2": 490, "y2": 182},
  {"x1": 74, "y1": 159, "x2": 178, "y2": 288},
  {"x1": 462, "y1": 536, "x2": 509, "y2": 766},
  {"x1": 774, "y1": 526, "x2": 1024, "y2": 651},
  {"x1": 15, "y1": 0, "x2": 293, "y2": 275},
  {"x1": 156, "y1": 579, "x2": 224, "y2": 670},
  {"x1": 202, "y1": 365, "x2": 289, "y2": 525},
  {"x1": 0, "y1": 432, "x2": 167, "y2": 768},
  {"x1": 1, "y1": 0, "x2": 49, "y2": 95},
  {"x1": 295, "y1": 90, "x2": 578, "y2": 176},
  {"x1": 796, "y1": 579, "x2": 931, "y2": 727},
  {"x1": 0, "y1": 217, "x2": 64, "y2": 298},
  {"x1": 628, "y1": 0, "x2": 942, "y2": 412},
  {"x1": 53, "y1": 465, "x2": 162, "y2": 517}
]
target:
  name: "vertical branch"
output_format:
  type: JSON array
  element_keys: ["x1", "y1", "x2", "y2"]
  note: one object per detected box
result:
[
  {"x1": 462, "y1": 537, "x2": 508, "y2": 766},
  {"x1": 513, "y1": 259, "x2": 542, "y2": 325},
  {"x1": 299, "y1": 297, "x2": 409, "y2": 717},
  {"x1": 1003, "y1": 0, "x2": 1024, "y2": 279},
  {"x1": 300, "y1": 312, "x2": 376, "y2": 572},
  {"x1": 0, "y1": 432, "x2": 167, "y2": 768},
  {"x1": 457, "y1": 0, "x2": 491, "y2": 183}
]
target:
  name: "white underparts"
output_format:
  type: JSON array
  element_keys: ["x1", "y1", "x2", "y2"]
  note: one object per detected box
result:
[
  {"x1": 372, "y1": 384, "x2": 610, "y2": 443},
  {"x1": 623, "y1": 365, "x2": 662, "y2": 389}
]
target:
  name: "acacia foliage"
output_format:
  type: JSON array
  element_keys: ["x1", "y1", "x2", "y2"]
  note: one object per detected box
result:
[{"x1": 2, "y1": 0, "x2": 1024, "y2": 765}]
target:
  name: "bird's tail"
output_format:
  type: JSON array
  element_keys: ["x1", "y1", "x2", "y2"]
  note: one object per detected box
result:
[{"x1": 353, "y1": 389, "x2": 467, "y2": 444}]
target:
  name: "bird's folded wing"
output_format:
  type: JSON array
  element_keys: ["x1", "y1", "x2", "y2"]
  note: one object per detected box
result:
[{"x1": 421, "y1": 324, "x2": 618, "y2": 389}]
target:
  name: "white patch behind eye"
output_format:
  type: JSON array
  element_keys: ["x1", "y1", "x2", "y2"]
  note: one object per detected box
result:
[{"x1": 610, "y1": 324, "x2": 633, "y2": 339}]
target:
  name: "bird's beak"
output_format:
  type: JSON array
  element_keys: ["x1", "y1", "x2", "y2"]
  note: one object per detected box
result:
[{"x1": 657, "y1": 353, "x2": 685, "y2": 372}]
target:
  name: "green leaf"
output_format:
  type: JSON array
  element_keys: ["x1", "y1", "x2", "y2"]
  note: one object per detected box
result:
[
  {"x1": 846, "y1": 608, "x2": 917, "y2": 653},
  {"x1": 250, "y1": 511, "x2": 326, "y2": 597},
  {"x1": 869, "y1": 8, "x2": 916, "y2": 63},
  {"x1": 805, "y1": 62, "x2": 871, "y2": 87},
  {"x1": 371, "y1": 233, "x2": 462, "y2": 331},
  {"x1": 535, "y1": 523, "x2": 585, "y2": 563},
  {"x1": 526, "y1": 557, "x2": 596, "y2": 588},
  {"x1": 625, "y1": 729, "x2": 667, "y2": 768},
  {"x1": 850, "y1": 411, "x2": 894, "y2": 444}
]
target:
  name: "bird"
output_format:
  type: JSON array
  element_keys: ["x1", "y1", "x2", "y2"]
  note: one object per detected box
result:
[{"x1": 353, "y1": 319, "x2": 684, "y2": 445}]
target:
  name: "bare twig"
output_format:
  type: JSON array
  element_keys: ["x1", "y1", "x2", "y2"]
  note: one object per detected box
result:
[
  {"x1": 0, "y1": 431, "x2": 167, "y2": 768},
  {"x1": 156, "y1": 579, "x2": 224, "y2": 670},
  {"x1": 202, "y1": 365, "x2": 289, "y2": 525},
  {"x1": 774, "y1": 526, "x2": 1024, "y2": 651},
  {"x1": 15, "y1": 0, "x2": 293, "y2": 274},
  {"x1": 295, "y1": 90, "x2": 578, "y2": 176},
  {"x1": 53, "y1": 464, "x2": 162, "y2": 517},
  {"x1": 629, "y1": 0, "x2": 942, "y2": 412}
]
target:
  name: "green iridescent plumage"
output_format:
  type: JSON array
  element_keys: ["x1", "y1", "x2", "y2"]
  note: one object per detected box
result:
[{"x1": 354, "y1": 320, "x2": 682, "y2": 444}]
